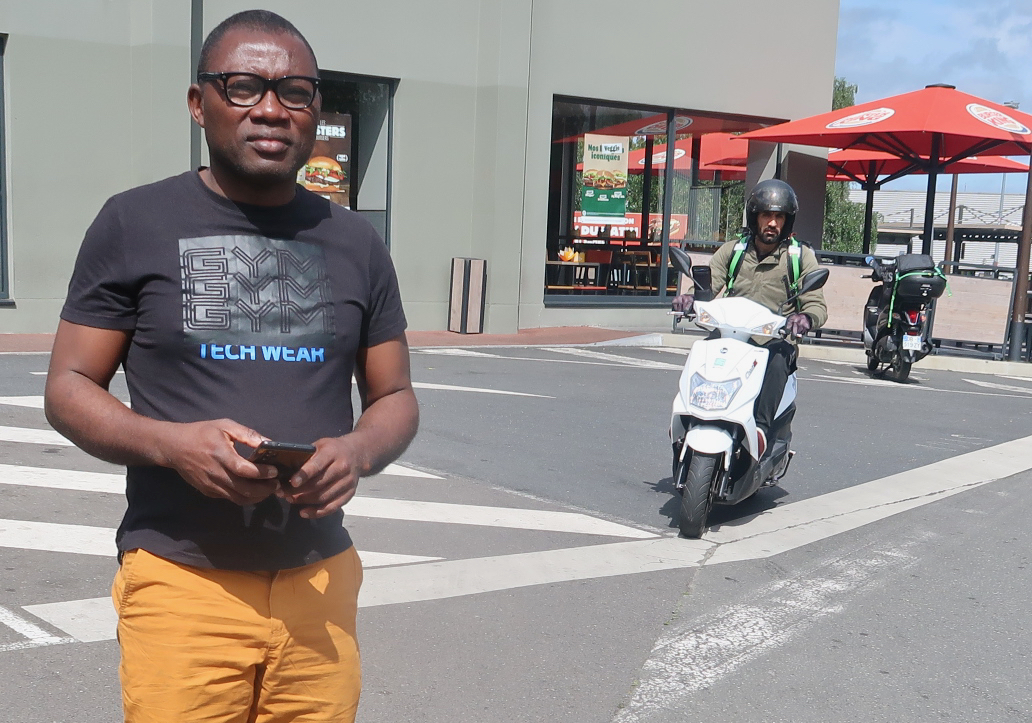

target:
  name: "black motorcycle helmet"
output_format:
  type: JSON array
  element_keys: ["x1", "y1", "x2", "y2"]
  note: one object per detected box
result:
[{"x1": 745, "y1": 179, "x2": 799, "y2": 243}]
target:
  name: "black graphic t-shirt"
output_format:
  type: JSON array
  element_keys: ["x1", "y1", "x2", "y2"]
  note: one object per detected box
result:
[{"x1": 61, "y1": 171, "x2": 407, "y2": 570}]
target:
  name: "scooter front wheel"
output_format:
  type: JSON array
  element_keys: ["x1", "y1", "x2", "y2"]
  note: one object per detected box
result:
[
  {"x1": 866, "y1": 351, "x2": 879, "y2": 372},
  {"x1": 678, "y1": 452, "x2": 719, "y2": 539}
]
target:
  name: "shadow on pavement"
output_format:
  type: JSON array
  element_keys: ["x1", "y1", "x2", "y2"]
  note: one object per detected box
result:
[{"x1": 649, "y1": 474, "x2": 789, "y2": 532}]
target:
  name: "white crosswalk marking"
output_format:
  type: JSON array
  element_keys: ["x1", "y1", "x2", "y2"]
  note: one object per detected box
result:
[
  {"x1": 0, "y1": 425, "x2": 71, "y2": 445},
  {"x1": 344, "y1": 498, "x2": 655, "y2": 538},
  {"x1": 413, "y1": 348, "x2": 500, "y2": 357},
  {"x1": 541, "y1": 347, "x2": 684, "y2": 370},
  {"x1": 412, "y1": 382, "x2": 552, "y2": 398},
  {"x1": 0, "y1": 396, "x2": 47, "y2": 409},
  {"x1": 0, "y1": 605, "x2": 74, "y2": 652},
  {"x1": 964, "y1": 378, "x2": 1032, "y2": 394},
  {"x1": 0, "y1": 463, "x2": 645, "y2": 537},
  {"x1": 0, "y1": 423, "x2": 440, "y2": 479},
  {"x1": 0, "y1": 519, "x2": 440, "y2": 567}
]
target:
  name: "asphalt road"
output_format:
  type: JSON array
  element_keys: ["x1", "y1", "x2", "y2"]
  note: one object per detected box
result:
[{"x1": 1, "y1": 344, "x2": 1031, "y2": 722}]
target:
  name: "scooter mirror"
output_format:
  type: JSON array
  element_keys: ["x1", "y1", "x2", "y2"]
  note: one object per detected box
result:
[
  {"x1": 798, "y1": 268, "x2": 830, "y2": 294},
  {"x1": 691, "y1": 265, "x2": 714, "y2": 301},
  {"x1": 668, "y1": 247, "x2": 693, "y2": 278}
]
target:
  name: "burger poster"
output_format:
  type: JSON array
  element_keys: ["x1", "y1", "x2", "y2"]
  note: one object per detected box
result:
[
  {"x1": 299, "y1": 112, "x2": 352, "y2": 207},
  {"x1": 580, "y1": 134, "x2": 628, "y2": 218}
]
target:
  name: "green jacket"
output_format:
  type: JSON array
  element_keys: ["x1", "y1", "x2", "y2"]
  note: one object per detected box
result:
[{"x1": 707, "y1": 234, "x2": 828, "y2": 328}]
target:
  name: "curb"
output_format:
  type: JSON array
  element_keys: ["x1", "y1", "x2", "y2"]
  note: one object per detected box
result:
[{"x1": 651, "y1": 332, "x2": 1032, "y2": 378}]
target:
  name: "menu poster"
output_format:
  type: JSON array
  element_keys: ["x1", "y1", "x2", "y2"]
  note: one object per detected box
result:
[
  {"x1": 298, "y1": 112, "x2": 352, "y2": 207},
  {"x1": 580, "y1": 134, "x2": 629, "y2": 218}
]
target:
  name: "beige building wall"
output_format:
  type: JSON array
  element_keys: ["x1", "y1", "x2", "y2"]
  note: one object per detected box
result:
[
  {"x1": 0, "y1": 0, "x2": 838, "y2": 334},
  {"x1": 0, "y1": 0, "x2": 191, "y2": 333}
]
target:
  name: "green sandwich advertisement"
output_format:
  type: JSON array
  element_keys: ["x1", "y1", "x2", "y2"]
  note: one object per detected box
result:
[{"x1": 581, "y1": 134, "x2": 629, "y2": 218}]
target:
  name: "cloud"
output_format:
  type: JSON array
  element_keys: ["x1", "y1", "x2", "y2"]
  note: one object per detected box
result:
[
  {"x1": 836, "y1": 0, "x2": 1032, "y2": 191},
  {"x1": 837, "y1": 0, "x2": 1031, "y2": 106}
]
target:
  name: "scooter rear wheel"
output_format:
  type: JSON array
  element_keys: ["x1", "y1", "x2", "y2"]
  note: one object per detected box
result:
[
  {"x1": 887, "y1": 355, "x2": 912, "y2": 382},
  {"x1": 678, "y1": 453, "x2": 718, "y2": 538}
]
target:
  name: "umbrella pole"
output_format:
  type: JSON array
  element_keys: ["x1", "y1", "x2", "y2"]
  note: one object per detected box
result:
[
  {"x1": 1007, "y1": 163, "x2": 1032, "y2": 361},
  {"x1": 862, "y1": 161, "x2": 876, "y2": 255},
  {"x1": 921, "y1": 135, "x2": 941, "y2": 256},
  {"x1": 944, "y1": 174, "x2": 959, "y2": 274}
]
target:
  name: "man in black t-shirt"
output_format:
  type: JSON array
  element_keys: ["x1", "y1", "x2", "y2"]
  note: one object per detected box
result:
[{"x1": 44, "y1": 10, "x2": 418, "y2": 723}]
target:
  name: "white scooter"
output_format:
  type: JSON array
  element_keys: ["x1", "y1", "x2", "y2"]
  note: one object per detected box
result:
[{"x1": 667, "y1": 247, "x2": 828, "y2": 538}]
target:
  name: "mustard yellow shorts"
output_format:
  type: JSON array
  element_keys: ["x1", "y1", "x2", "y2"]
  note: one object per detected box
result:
[{"x1": 111, "y1": 546, "x2": 363, "y2": 723}]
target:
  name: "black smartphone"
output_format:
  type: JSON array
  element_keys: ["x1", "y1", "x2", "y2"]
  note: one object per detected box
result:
[{"x1": 248, "y1": 441, "x2": 317, "y2": 482}]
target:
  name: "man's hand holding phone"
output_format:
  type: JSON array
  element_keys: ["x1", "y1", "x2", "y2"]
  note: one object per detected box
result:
[
  {"x1": 162, "y1": 419, "x2": 280, "y2": 505},
  {"x1": 277, "y1": 436, "x2": 365, "y2": 519}
]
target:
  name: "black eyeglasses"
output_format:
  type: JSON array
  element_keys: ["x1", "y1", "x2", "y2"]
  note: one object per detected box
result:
[{"x1": 197, "y1": 72, "x2": 320, "y2": 110}]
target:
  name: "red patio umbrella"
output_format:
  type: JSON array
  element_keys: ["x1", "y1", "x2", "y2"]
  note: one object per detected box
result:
[
  {"x1": 825, "y1": 149, "x2": 1030, "y2": 251},
  {"x1": 625, "y1": 134, "x2": 749, "y2": 180},
  {"x1": 740, "y1": 84, "x2": 1032, "y2": 255},
  {"x1": 558, "y1": 113, "x2": 766, "y2": 143},
  {"x1": 741, "y1": 83, "x2": 1032, "y2": 361}
]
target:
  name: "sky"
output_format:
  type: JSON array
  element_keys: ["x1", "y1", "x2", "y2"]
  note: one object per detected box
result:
[{"x1": 835, "y1": 0, "x2": 1032, "y2": 194}]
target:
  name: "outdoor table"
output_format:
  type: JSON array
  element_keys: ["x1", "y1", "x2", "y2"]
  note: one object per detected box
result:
[{"x1": 545, "y1": 261, "x2": 602, "y2": 291}]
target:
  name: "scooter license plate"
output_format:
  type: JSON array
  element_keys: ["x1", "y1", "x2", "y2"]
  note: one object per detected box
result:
[{"x1": 903, "y1": 334, "x2": 922, "y2": 351}]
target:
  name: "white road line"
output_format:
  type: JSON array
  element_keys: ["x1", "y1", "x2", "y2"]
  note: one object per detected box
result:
[
  {"x1": 0, "y1": 519, "x2": 439, "y2": 568},
  {"x1": 412, "y1": 348, "x2": 500, "y2": 357},
  {"x1": 10, "y1": 435, "x2": 1032, "y2": 648},
  {"x1": 964, "y1": 378, "x2": 1032, "y2": 394},
  {"x1": 643, "y1": 347, "x2": 690, "y2": 356},
  {"x1": 808, "y1": 376, "x2": 1032, "y2": 399},
  {"x1": 0, "y1": 396, "x2": 130, "y2": 410},
  {"x1": 29, "y1": 370, "x2": 124, "y2": 375},
  {"x1": 345, "y1": 497, "x2": 655, "y2": 538},
  {"x1": 0, "y1": 427, "x2": 439, "y2": 479},
  {"x1": 359, "y1": 537, "x2": 708, "y2": 607},
  {"x1": 613, "y1": 544, "x2": 918, "y2": 721},
  {"x1": 21, "y1": 598, "x2": 114, "y2": 644},
  {"x1": 703, "y1": 433, "x2": 1032, "y2": 563},
  {"x1": 0, "y1": 604, "x2": 74, "y2": 652},
  {"x1": 361, "y1": 551, "x2": 442, "y2": 567},
  {"x1": 412, "y1": 382, "x2": 552, "y2": 398},
  {"x1": 0, "y1": 425, "x2": 71, "y2": 445},
  {"x1": 997, "y1": 375, "x2": 1032, "y2": 383},
  {"x1": 809, "y1": 374, "x2": 911, "y2": 387},
  {"x1": 379, "y1": 463, "x2": 443, "y2": 479},
  {"x1": 0, "y1": 464, "x2": 124, "y2": 493},
  {"x1": 0, "y1": 474, "x2": 648, "y2": 539},
  {"x1": 541, "y1": 347, "x2": 683, "y2": 370},
  {"x1": 418, "y1": 350, "x2": 639, "y2": 368},
  {"x1": 0, "y1": 462, "x2": 440, "y2": 491},
  {"x1": 0, "y1": 396, "x2": 46, "y2": 409},
  {"x1": 0, "y1": 519, "x2": 116, "y2": 556}
]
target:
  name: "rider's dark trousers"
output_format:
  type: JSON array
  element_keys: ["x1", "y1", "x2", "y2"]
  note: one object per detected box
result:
[{"x1": 755, "y1": 340, "x2": 797, "y2": 435}]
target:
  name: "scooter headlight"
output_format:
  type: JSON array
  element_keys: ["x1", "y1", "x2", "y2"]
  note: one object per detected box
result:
[
  {"x1": 689, "y1": 373, "x2": 742, "y2": 411},
  {"x1": 750, "y1": 320, "x2": 781, "y2": 336},
  {"x1": 695, "y1": 308, "x2": 715, "y2": 327}
]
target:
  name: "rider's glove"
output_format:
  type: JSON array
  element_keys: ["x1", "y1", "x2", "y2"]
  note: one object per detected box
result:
[
  {"x1": 671, "y1": 294, "x2": 695, "y2": 314},
  {"x1": 784, "y1": 313, "x2": 812, "y2": 338}
]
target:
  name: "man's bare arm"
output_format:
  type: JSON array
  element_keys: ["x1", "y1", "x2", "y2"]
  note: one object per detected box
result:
[
  {"x1": 286, "y1": 334, "x2": 420, "y2": 518},
  {"x1": 44, "y1": 320, "x2": 277, "y2": 504}
]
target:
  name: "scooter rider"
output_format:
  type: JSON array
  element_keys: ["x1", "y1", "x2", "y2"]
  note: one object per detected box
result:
[{"x1": 671, "y1": 179, "x2": 827, "y2": 456}]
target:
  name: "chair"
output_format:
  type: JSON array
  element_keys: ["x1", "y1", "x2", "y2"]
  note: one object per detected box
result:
[{"x1": 583, "y1": 249, "x2": 614, "y2": 289}]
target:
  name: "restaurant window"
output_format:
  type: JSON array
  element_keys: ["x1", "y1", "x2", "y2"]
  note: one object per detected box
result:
[
  {"x1": 545, "y1": 96, "x2": 776, "y2": 305},
  {"x1": 305, "y1": 71, "x2": 394, "y2": 245}
]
